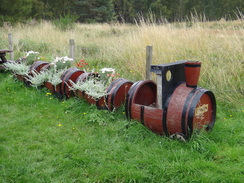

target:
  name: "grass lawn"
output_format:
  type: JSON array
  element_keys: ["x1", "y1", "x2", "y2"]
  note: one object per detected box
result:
[{"x1": 0, "y1": 71, "x2": 243, "y2": 183}]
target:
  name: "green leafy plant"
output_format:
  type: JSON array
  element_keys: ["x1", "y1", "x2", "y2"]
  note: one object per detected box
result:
[
  {"x1": 41, "y1": 56, "x2": 74, "y2": 87},
  {"x1": 53, "y1": 13, "x2": 79, "y2": 31},
  {"x1": 52, "y1": 56, "x2": 74, "y2": 70},
  {"x1": 21, "y1": 51, "x2": 40, "y2": 65}
]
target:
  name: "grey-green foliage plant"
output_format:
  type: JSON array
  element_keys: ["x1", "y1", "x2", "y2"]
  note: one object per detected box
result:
[
  {"x1": 45, "y1": 56, "x2": 74, "y2": 86},
  {"x1": 69, "y1": 78, "x2": 108, "y2": 100},
  {"x1": 69, "y1": 68, "x2": 116, "y2": 100},
  {"x1": 45, "y1": 67, "x2": 65, "y2": 87},
  {"x1": 26, "y1": 70, "x2": 47, "y2": 89},
  {"x1": 53, "y1": 13, "x2": 79, "y2": 31},
  {"x1": 3, "y1": 62, "x2": 30, "y2": 76}
]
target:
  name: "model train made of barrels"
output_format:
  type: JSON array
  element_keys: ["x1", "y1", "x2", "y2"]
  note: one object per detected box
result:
[{"x1": 0, "y1": 50, "x2": 216, "y2": 140}]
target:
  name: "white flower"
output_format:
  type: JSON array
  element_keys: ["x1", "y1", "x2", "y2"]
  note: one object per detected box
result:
[
  {"x1": 26, "y1": 51, "x2": 39, "y2": 57},
  {"x1": 53, "y1": 56, "x2": 73, "y2": 63},
  {"x1": 100, "y1": 68, "x2": 115, "y2": 73}
]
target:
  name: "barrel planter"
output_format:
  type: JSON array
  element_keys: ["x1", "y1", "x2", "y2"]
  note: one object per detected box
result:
[
  {"x1": 126, "y1": 81, "x2": 216, "y2": 139},
  {"x1": 44, "y1": 81, "x2": 62, "y2": 94},
  {"x1": 29, "y1": 61, "x2": 50, "y2": 73},
  {"x1": 84, "y1": 93, "x2": 106, "y2": 109},
  {"x1": 40, "y1": 63, "x2": 51, "y2": 71},
  {"x1": 105, "y1": 78, "x2": 133, "y2": 111},
  {"x1": 61, "y1": 67, "x2": 84, "y2": 98},
  {"x1": 73, "y1": 72, "x2": 99, "y2": 99},
  {"x1": 74, "y1": 90, "x2": 85, "y2": 99},
  {"x1": 0, "y1": 64, "x2": 4, "y2": 71},
  {"x1": 14, "y1": 74, "x2": 31, "y2": 86}
]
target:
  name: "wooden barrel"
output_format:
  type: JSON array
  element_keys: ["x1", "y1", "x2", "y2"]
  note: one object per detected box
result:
[
  {"x1": 74, "y1": 72, "x2": 99, "y2": 99},
  {"x1": 125, "y1": 80, "x2": 163, "y2": 134},
  {"x1": 126, "y1": 81, "x2": 216, "y2": 138},
  {"x1": 106, "y1": 78, "x2": 133, "y2": 111},
  {"x1": 165, "y1": 83, "x2": 216, "y2": 138},
  {"x1": 61, "y1": 67, "x2": 84, "y2": 98},
  {"x1": 84, "y1": 93, "x2": 106, "y2": 109},
  {"x1": 125, "y1": 80, "x2": 157, "y2": 119},
  {"x1": 40, "y1": 63, "x2": 51, "y2": 71},
  {"x1": 29, "y1": 61, "x2": 50, "y2": 73},
  {"x1": 76, "y1": 72, "x2": 99, "y2": 83}
]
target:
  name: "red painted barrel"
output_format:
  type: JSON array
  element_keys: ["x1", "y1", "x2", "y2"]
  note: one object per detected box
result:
[
  {"x1": 84, "y1": 93, "x2": 106, "y2": 109},
  {"x1": 125, "y1": 80, "x2": 163, "y2": 134},
  {"x1": 165, "y1": 83, "x2": 216, "y2": 138},
  {"x1": 40, "y1": 63, "x2": 51, "y2": 71},
  {"x1": 29, "y1": 61, "x2": 50, "y2": 73},
  {"x1": 76, "y1": 72, "x2": 99, "y2": 83},
  {"x1": 61, "y1": 67, "x2": 84, "y2": 98},
  {"x1": 106, "y1": 78, "x2": 133, "y2": 111},
  {"x1": 126, "y1": 81, "x2": 216, "y2": 138},
  {"x1": 44, "y1": 81, "x2": 62, "y2": 94}
]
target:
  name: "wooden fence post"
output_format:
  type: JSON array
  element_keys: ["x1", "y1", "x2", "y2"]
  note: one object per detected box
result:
[
  {"x1": 69, "y1": 39, "x2": 75, "y2": 61},
  {"x1": 8, "y1": 33, "x2": 14, "y2": 60},
  {"x1": 146, "y1": 46, "x2": 153, "y2": 80}
]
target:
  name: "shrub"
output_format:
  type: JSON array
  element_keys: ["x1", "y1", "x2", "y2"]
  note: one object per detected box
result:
[{"x1": 53, "y1": 13, "x2": 79, "y2": 31}]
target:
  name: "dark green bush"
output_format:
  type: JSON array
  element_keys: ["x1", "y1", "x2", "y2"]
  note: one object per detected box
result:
[{"x1": 53, "y1": 13, "x2": 79, "y2": 31}]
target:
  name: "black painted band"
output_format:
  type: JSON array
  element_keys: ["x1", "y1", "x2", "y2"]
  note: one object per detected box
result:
[
  {"x1": 185, "y1": 64, "x2": 201, "y2": 67},
  {"x1": 181, "y1": 88, "x2": 197, "y2": 136},
  {"x1": 162, "y1": 82, "x2": 185, "y2": 136},
  {"x1": 63, "y1": 70, "x2": 79, "y2": 96},
  {"x1": 186, "y1": 84, "x2": 198, "y2": 88},
  {"x1": 105, "y1": 78, "x2": 123, "y2": 104},
  {"x1": 140, "y1": 106, "x2": 145, "y2": 125},
  {"x1": 111, "y1": 80, "x2": 130, "y2": 108},
  {"x1": 125, "y1": 81, "x2": 141, "y2": 119},
  {"x1": 187, "y1": 88, "x2": 206, "y2": 139}
]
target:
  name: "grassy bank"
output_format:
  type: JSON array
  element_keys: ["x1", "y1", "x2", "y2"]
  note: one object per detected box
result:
[
  {"x1": 0, "y1": 72, "x2": 243, "y2": 182},
  {"x1": 0, "y1": 20, "x2": 243, "y2": 108}
]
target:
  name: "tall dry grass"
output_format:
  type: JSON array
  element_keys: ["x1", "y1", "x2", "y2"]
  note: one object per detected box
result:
[{"x1": 0, "y1": 19, "x2": 243, "y2": 108}]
